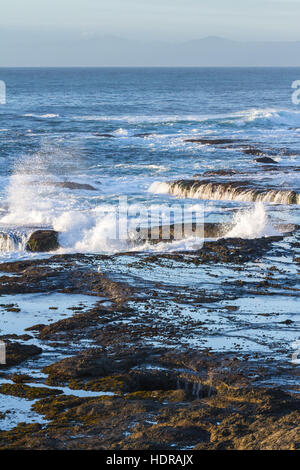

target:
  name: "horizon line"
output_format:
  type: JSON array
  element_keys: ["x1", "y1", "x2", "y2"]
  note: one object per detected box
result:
[{"x1": 1, "y1": 65, "x2": 300, "y2": 69}]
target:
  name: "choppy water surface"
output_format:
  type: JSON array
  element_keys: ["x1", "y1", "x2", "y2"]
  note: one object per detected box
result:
[{"x1": 0, "y1": 68, "x2": 299, "y2": 257}]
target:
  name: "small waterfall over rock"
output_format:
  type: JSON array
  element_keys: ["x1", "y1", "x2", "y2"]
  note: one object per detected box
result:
[
  {"x1": 150, "y1": 180, "x2": 300, "y2": 205},
  {"x1": 0, "y1": 229, "x2": 30, "y2": 252}
]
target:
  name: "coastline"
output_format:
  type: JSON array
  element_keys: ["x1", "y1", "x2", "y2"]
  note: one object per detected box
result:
[{"x1": 0, "y1": 230, "x2": 299, "y2": 449}]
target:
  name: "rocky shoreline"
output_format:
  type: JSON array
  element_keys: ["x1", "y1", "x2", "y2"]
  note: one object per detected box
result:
[{"x1": 0, "y1": 230, "x2": 299, "y2": 450}]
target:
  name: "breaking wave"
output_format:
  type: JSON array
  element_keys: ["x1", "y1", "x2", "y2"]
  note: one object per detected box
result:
[
  {"x1": 149, "y1": 180, "x2": 300, "y2": 205},
  {"x1": 69, "y1": 108, "x2": 300, "y2": 128},
  {"x1": 234, "y1": 108, "x2": 300, "y2": 127},
  {"x1": 224, "y1": 203, "x2": 280, "y2": 239},
  {"x1": 24, "y1": 113, "x2": 60, "y2": 119}
]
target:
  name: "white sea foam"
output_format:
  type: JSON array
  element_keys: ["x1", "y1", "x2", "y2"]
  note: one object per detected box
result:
[
  {"x1": 149, "y1": 181, "x2": 170, "y2": 194},
  {"x1": 70, "y1": 108, "x2": 300, "y2": 127},
  {"x1": 224, "y1": 203, "x2": 280, "y2": 239},
  {"x1": 24, "y1": 113, "x2": 59, "y2": 119},
  {"x1": 115, "y1": 163, "x2": 168, "y2": 172},
  {"x1": 235, "y1": 108, "x2": 300, "y2": 127}
]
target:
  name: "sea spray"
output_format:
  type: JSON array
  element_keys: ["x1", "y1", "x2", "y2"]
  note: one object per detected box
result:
[
  {"x1": 0, "y1": 147, "x2": 134, "y2": 253},
  {"x1": 224, "y1": 203, "x2": 280, "y2": 239},
  {"x1": 0, "y1": 144, "x2": 87, "y2": 227}
]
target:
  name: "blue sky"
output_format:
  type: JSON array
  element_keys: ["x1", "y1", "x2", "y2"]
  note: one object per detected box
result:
[{"x1": 1, "y1": 0, "x2": 300, "y2": 42}]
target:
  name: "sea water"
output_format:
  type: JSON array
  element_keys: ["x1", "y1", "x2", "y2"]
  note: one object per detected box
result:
[{"x1": 0, "y1": 67, "x2": 299, "y2": 258}]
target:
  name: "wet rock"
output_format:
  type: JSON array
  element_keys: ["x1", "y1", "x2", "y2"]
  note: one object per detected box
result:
[
  {"x1": 202, "y1": 169, "x2": 237, "y2": 177},
  {"x1": 1, "y1": 344, "x2": 300, "y2": 450},
  {"x1": 0, "y1": 334, "x2": 33, "y2": 342},
  {"x1": 242, "y1": 148, "x2": 265, "y2": 156},
  {"x1": 36, "y1": 307, "x2": 111, "y2": 340},
  {"x1": 125, "y1": 389, "x2": 187, "y2": 403},
  {"x1": 94, "y1": 133, "x2": 115, "y2": 138},
  {"x1": 46, "y1": 182, "x2": 97, "y2": 191},
  {"x1": 0, "y1": 249, "x2": 299, "y2": 450},
  {"x1": 143, "y1": 237, "x2": 279, "y2": 265},
  {"x1": 9, "y1": 373, "x2": 34, "y2": 384},
  {"x1": 134, "y1": 133, "x2": 154, "y2": 138},
  {"x1": 130, "y1": 424, "x2": 210, "y2": 448},
  {"x1": 255, "y1": 156, "x2": 278, "y2": 164},
  {"x1": 133, "y1": 222, "x2": 232, "y2": 244},
  {"x1": 26, "y1": 230, "x2": 59, "y2": 252},
  {"x1": 43, "y1": 349, "x2": 133, "y2": 383},
  {"x1": 68, "y1": 369, "x2": 179, "y2": 395},
  {"x1": 0, "y1": 254, "x2": 132, "y2": 300},
  {"x1": 185, "y1": 138, "x2": 239, "y2": 145},
  {"x1": 0, "y1": 383, "x2": 62, "y2": 399},
  {"x1": 0, "y1": 341, "x2": 42, "y2": 368}
]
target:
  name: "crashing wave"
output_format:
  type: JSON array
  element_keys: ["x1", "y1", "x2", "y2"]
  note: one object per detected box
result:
[{"x1": 149, "y1": 180, "x2": 300, "y2": 205}]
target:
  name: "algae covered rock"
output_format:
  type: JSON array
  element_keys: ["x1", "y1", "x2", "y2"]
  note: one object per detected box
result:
[
  {"x1": 255, "y1": 156, "x2": 278, "y2": 164},
  {"x1": 0, "y1": 383, "x2": 62, "y2": 399},
  {"x1": 26, "y1": 230, "x2": 59, "y2": 252},
  {"x1": 0, "y1": 340, "x2": 42, "y2": 368}
]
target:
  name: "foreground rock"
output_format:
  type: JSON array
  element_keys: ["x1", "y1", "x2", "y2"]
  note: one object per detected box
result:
[
  {"x1": 26, "y1": 230, "x2": 59, "y2": 252},
  {"x1": 0, "y1": 340, "x2": 42, "y2": 368},
  {"x1": 0, "y1": 346, "x2": 299, "y2": 450},
  {"x1": 0, "y1": 239, "x2": 298, "y2": 450}
]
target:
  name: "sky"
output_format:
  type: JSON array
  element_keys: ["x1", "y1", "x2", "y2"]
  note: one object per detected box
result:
[
  {"x1": 1, "y1": 0, "x2": 300, "y2": 42},
  {"x1": 1, "y1": 0, "x2": 300, "y2": 65}
]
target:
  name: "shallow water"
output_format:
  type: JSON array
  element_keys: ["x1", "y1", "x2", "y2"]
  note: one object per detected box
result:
[
  {"x1": 0, "y1": 393, "x2": 47, "y2": 431},
  {"x1": 0, "y1": 292, "x2": 99, "y2": 336}
]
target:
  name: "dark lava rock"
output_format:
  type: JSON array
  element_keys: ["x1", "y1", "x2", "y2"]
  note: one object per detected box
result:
[
  {"x1": 0, "y1": 341, "x2": 42, "y2": 368},
  {"x1": 134, "y1": 133, "x2": 154, "y2": 138},
  {"x1": 47, "y1": 182, "x2": 97, "y2": 191},
  {"x1": 94, "y1": 133, "x2": 115, "y2": 138},
  {"x1": 255, "y1": 156, "x2": 278, "y2": 164},
  {"x1": 242, "y1": 148, "x2": 265, "y2": 156},
  {"x1": 26, "y1": 230, "x2": 59, "y2": 252},
  {"x1": 43, "y1": 349, "x2": 133, "y2": 382},
  {"x1": 133, "y1": 222, "x2": 231, "y2": 244},
  {"x1": 0, "y1": 383, "x2": 62, "y2": 399},
  {"x1": 142, "y1": 237, "x2": 280, "y2": 266},
  {"x1": 202, "y1": 169, "x2": 237, "y2": 177},
  {"x1": 9, "y1": 373, "x2": 34, "y2": 384},
  {"x1": 185, "y1": 138, "x2": 239, "y2": 145}
]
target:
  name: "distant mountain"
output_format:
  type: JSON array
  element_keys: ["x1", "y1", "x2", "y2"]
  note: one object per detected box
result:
[{"x1": 1, "y1": 31, "x2": 300, "y2": 66}]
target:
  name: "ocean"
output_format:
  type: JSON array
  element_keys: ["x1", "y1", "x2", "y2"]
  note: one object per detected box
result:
[{"x1": 0, "y1": 67, "x2": 299, "y2": 258}]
